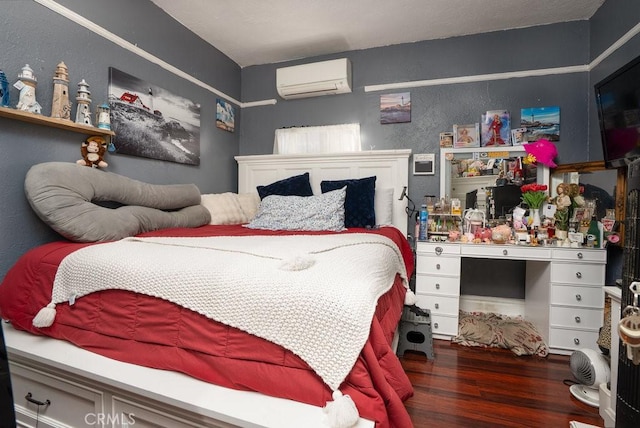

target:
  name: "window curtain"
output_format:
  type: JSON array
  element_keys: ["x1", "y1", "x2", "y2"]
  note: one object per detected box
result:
[{"x1": 273, "y1": 123, "x2": 361, "y2": 154}]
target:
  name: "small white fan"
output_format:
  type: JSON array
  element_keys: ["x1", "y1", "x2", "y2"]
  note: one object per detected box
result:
[{"x1": 569, "y1": 348, "x2": 611, "y2": 407}]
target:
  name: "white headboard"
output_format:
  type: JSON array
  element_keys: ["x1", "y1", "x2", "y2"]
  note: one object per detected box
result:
[{"x1": 235, "y1": 149, "x2": 411, "y2": 235}]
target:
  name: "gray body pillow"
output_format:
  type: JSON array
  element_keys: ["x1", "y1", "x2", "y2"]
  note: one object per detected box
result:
[{"x1": 25, "y1": 162, "x2": 211, "y2": 242}]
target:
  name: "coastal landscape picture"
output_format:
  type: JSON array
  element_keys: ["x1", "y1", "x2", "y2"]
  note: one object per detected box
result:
[
  {"x1": 520, "y1": 106, "x2": 560, "y2": 142},
  {"x1": 380, "y1": 92, "x2": 411, "y2": 124},
  {"x1": 108, "y1": 67, "x2": 201, "y2": 165}
]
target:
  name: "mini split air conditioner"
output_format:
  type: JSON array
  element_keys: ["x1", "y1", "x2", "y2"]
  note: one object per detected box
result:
[{"x1": 276, "y1": 58, "x2": 352, "y2": 100}]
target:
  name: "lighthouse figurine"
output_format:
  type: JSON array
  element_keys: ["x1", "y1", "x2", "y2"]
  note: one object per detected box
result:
[
  {"x1": 0, "y1": 70, "x2": 9, "y2": 107},
  {"x1": 74, "y1": 79, "x2": 92, "y2": 126},
  {"x1": 51, "y1": 61, "x2": 71, "y2": 120},
  {"x1": 15, "y1": 64, "x2": 42, "y2": 114},
  {"x1": 96, "y1": 103, "x2": 111, "y2": 130}
]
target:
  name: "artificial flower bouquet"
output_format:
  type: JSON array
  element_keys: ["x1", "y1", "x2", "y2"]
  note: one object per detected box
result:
[{"x1": 520, "y1": 183, "x2": 548, "y2": 209}]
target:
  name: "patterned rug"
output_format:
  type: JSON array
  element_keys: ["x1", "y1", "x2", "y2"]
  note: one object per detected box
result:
[{"x1": 452, "y1": 310, "x2": 549, "y2": 357}]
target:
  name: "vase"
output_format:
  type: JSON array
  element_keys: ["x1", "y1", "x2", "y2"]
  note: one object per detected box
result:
[{"x1": 531, "y1": 208, "x2": 541, "y2": 228}]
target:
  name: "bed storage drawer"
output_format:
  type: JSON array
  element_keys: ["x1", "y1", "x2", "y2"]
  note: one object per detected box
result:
[
  {"x1": 10, "y1": 361, "x2": 105, "y2": 428},
  {"x1": 111, "y1": 395, "x2": 236, "y2": 428}
]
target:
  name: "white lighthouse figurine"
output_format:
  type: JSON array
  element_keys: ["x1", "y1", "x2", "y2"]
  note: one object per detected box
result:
[
  {"x1": 15, "y1": 64, "x2": 42, "y2": 114},
  {"x1": 74, "y1": 79, "x2": 92, "y2": 126},
  {"x1": 51, "y1": 61, "x2": 71, "y2": 120}
]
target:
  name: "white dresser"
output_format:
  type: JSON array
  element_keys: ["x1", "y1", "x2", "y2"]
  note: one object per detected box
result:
[{"x1": 415, "y1": 241, "x2": 607, "y2": 355}]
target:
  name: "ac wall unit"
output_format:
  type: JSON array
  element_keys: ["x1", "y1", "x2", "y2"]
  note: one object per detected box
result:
[{"x1": 276, "y1": 58, "x2": 352, "y2": 100}]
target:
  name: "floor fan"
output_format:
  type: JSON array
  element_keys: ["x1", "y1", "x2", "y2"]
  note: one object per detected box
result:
[{"x1": 569, "y1": 348, "x2": 610, "y2": 407}]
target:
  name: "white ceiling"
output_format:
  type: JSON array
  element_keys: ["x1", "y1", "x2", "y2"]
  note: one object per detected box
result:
[{"x1": 150, "y1": 0, "x2": 605, "y2": 68}]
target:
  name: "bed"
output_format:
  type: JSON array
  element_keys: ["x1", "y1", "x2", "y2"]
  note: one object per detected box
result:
[{"x1": 1, "y1": 149, "x2": 413, "y2": 428}]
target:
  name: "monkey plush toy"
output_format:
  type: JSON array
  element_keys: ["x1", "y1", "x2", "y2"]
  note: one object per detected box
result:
[{"x1": 77, "y1": 136, "x2": 108, "y2": 168}]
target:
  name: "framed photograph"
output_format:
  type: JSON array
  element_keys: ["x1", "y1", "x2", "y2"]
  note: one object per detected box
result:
[
  {"x1": 453, "y1": 123, "x2": 480, "y2": 148},
  {"x1": 511, "y1": 127, "x2": 527, "y2": 145},
  {"x1": 216, "y1": 98, "x2": 235, "y2": 132},
  {"x1": 439, "y1": 132, "x2": 453, "y2": 148},
  {"x1": 380, "y1": 92, "x2": 411, "y2": 124},
  {"x1": 572, "y1": 207, "x2": 587, "y2": 223},
  {"x1": 481, "y1": 110, "x2": 511, "y2": 147},
  {"x1": 413, "y1": 153, "x2": 435, "y2": 175},
  {"x1": 520, "y1": 106, "x2": 560, "y2": 142}
]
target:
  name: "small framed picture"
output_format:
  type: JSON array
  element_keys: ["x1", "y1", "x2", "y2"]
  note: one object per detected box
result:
[
  {"x1": 439, "y1": 132, "x2": 454, "y2": 148},
  {"x1": 453, "y1": 123, "x2": 480, "y2": 148},
  {"x1": 481, "y1": 110, "x2": 511, "y2": 147},
  {"x1": 572, "y1": 207, "x2": 587, "y2": 223},
  {"x1": 511, "y1": 127, "x2": 527, "y2": 145},
  {"x1": 413, "y1": 153, "x2": 435, "y2": 175}
]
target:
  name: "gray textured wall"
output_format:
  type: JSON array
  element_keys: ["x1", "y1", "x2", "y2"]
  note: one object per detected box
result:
[
  {"x1": 240, "y1": 22, "x2": 591, "y2": 218},
  {"x1": 0, "y1": 0, "x2": 240, "y2": 277}
]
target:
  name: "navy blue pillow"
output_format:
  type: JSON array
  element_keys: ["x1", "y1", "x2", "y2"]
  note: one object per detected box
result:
[
  {"x1": 257, "y1": 172, "x2": 313, "y2": 200},
  {"x1": 320, "y1": 176, "x2": 376, "y2": 228}
]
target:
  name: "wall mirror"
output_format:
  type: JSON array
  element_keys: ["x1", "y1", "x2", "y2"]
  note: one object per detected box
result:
[
  {"x1": 439, "y1": 146, "x2": 548, "y2": 219},
  {"x1": 549, "y1": 160, "x2": 626, "y2": 240}
]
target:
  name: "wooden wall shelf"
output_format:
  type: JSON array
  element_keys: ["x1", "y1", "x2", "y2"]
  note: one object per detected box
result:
[{"x1": 0, "y1": 106, "x2": 115, "y2": 137}]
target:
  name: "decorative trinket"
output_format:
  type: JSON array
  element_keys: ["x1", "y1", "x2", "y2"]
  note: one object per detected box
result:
[
  {"x1": 51, "y1": 61, "x2": 71, "y2": 120},
  {"x1": 0, "y1": 70, "x2": 9, "y2": 107},
  {"x1": 15, "y1": 64, "x2": 42, "y2": 114},
  {"x1": 74, "y1": 79, "x2": 92, "y2": 126},
  {"x1": 96, "y1": 103, "x2": 111, "y2": 130}
]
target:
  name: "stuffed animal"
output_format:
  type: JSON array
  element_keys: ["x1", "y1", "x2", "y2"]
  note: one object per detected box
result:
[{"x1": 77, "y1": 136, "x2": 108, "y2": 168}]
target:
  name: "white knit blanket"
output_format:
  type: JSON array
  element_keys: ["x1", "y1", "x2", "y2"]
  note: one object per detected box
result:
[{"x1": 47, "y1": 233, "x2": 408, "y2": 391}]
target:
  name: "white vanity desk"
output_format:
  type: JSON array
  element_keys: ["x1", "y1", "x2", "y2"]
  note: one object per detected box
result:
[{"x1": 414, "y1": 241, "x2": 607, "y2": 355}]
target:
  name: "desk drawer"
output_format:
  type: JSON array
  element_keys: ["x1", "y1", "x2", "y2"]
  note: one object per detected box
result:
[
  {"x1": 416, "y1": 256, "x2": 460, "y2": 276},
  {"x1": 549, "y1": 327, "x2": 601, "y2": 352},
  {"x1": 551, "y1": 248, "x2": 607, "y2": 263},
  {"x1": 551, "y1": 262, "x2": 605, "y2": 286},
  {"x1": 415, "y1": 294, "x2": 459, "y2": 316},
  {"x1": 10, "y1": 361, "x2": 104, "y2": 428},
  {"x1": 415, "y1": 274, "x2": 460, "y2": 296},
  {"x1": 551, "y1": 285, "x2": 604, "y2": 308},
  {"x1": 430, "y1": 314, "x2": 459, "y2": 337},
  {"x1": 462, "y1": 245, "x2": 551, "y2": 260},
  {"x1": 417, "y1": 242, "x2": 460, "y2": 256},
  {"x1": 550, "y1": 306, "x2": 603, "y2": 330}
]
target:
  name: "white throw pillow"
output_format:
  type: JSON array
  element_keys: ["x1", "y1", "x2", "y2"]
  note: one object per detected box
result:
[
  {"x1": 374, "y1": 188, "x2": 394, "y2": 225},
  {"x1": 201, "y1": 193, "x2": 248, "y2": 225}
]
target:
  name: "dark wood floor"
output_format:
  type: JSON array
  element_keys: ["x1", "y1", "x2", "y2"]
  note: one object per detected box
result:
[{"x1": 400, "y1": 339, "x2": 604, "y2": 428}]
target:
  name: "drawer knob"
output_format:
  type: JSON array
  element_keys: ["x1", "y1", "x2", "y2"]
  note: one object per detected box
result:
[
  {"x1": 574, "y1": 338, "x2": 580, "y2": 345},
  {"x1": 575, "y1": 294, "x2": 582, "y2": 301},
  {"x1": 576, "y1": 272, "x2": 582, "y2": 279},
  {"x1": 436, "y1": 263, "x2": 441, "y2": 270},
  {"x1": 435, "y1": 246, "x2": 443, "y2": 255},
  {"x1": 575, "y1": 316, "x2": 581, "y2": 323},
  {"x1": 25, "y1": 392, "x2": 51, "y2": 407},
  {"x1": 435, "y1": 283, "x2": 440, "y2": 290},
  {"x1": 434, "y1": 322, "x2": 439, "y2": 329},
  {"x1": 503, "y1": 249, "x2": 508, "y2": 256},
  {"x1": 577, "y1": 252, "x2": 583, "y2": 259},
  {"x1": 435, "y1": 303, "x2": 440, "y2": 309}
]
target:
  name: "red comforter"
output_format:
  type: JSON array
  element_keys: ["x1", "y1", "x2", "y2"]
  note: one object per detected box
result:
[{"x1": 0, "y1": 225, "x2": 414, "y2": 427}]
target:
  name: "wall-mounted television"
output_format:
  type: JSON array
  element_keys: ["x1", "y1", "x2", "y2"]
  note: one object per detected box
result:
[{"x1": 594, "y1": 54, "x2": 640, "y2": 168}]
